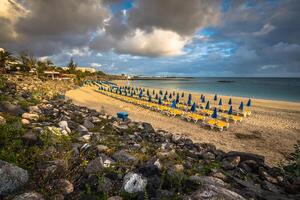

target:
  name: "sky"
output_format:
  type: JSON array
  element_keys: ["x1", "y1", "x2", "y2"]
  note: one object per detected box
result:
[{"x1": 0, "y1": 0, "x2": 300, "y2": 77}]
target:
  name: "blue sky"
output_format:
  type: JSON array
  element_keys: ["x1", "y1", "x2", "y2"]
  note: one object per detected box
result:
[{"x1": 1, "y1": 0, "x2": 299, "y2": 77}]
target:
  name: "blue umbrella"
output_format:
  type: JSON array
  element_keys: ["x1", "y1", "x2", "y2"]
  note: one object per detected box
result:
[
  {"x1": 202, "y1": 96, "x2": 206, "y2": 103},
  {"x1": 239, "y1": 102, "x2": 244, "y2": 111},
  {"x1": 171, "y1": 100, "x2": 176, "y2": 108},
  {"x1": 176, "y1": 93, "x2": 180, "y2": 103},
  {"x1": 214, "y1": 94, "x2": 218, "y2": 101},
  {"x1": 181, "y1": 92, "x2": 185, "y2": 98},
  {"x1": 139, "y1": 91, "x2": 143, "y2": 98},
  {"x1": 200, "y1": 94, "x2": 203, "y2": 100},
  {"x1": 187, "y1": 94, "x2": 192, "y2": 106},
  {"x1": 191, "y1": 102, "x2": 196, "y2": 112},
  {"x1": 228, "y1": 98, "x2": 232, "y2": 105},
  {"x1": 218, "y1": 98, "x2": 222, "y2": 106},
  {"x1": 155, "y1": 94, "x2": 158, "y2": 100},
  {"x1": 228, "y1": 106, "x2": 233, "y2": 114},
  {"x1": 211, "y1": 107, "x2": 218, "y2": 119},
  {"x1": 158, "y1": 97, "x2": 162, "y2": 105},
  {"x1": 205, "y1": 101, "x2": 210, "y2": 109},
  {"x1": 148, "y1": 95, "x2": 152, "y2": 102},
  {"x1": 169, "y1": 93, "x2": 172, "y2": 99},
  {"x1": 163, "y1": 94, "x2": 167, "y2": 101},
  {"x1": 247, "y1": 99, "x2": 252, "y2": 107}
]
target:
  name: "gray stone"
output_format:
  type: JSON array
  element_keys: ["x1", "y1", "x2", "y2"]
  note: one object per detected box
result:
[
  {"x1": 28, "y1": 106, "x2": 42, "y2": 114},
  {"x1": 85, "y1": 155, "x2": 115, "y2": 174},
  {"x1": 142, "y1": 122, "x2": 155, "y2": 133},
  {"x1": 113, "y1": 150, "x2": 138, "y2": 165},
  {"x1": 189, "y1": 176, "x2": 228, "y2": 188},
  {"x1": 224, "y1": 151, "x2": 265, "y2": 163},
  {"x1": 108, "y1": 196, "x2": 123, "y2": 200},
  {"x1": 0, "y1": 101, "x2": 25, "y2": 116},
  {"x1": 22, "y1": 131, "x2": 38, "y2": 146},
  {"x1": 13, "y1": 192, "x2": 44, "y2": 200},
  {"x1": 123, "y1": 172, "x2": 147, "y2": 193},
  {"x1": 202, "y1": 152, "x2": 216, "y2": 160},
  {"x1": 84, "y1": 118, "x2": 95, "y2": 129},
  {"x1": 98, "y1": 177, "x2": 113, "y2": 193},
  {"x1": 52, "y1": 179, "x2": 74, "y2": 195},
  {"x1": 96, "y1": 145, "x2": 109, "y2": 153},
  {"x1": 58, "y1": 121, "x2": 71, "y2": 134},
  {"x1": 77, "y1": 125, "x2": 89, "y2": 134},
  {"x1": 0, "y1": 160, "x2": 29, "y2": 195}
]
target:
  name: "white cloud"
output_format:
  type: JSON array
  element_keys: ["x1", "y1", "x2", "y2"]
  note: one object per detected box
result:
[
  {"x1": 90, "y1": 62, "x2": 102, "y2": 67},
  {"x1": 253, "y1": 23, "x2": 275, "y2": 36}
]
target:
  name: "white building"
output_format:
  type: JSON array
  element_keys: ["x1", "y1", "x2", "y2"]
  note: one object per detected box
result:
[{"x1": 61, "y1": 67, "x2": 96, "y2": 73}]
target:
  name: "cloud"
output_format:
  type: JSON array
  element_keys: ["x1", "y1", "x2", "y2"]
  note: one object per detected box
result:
[
  {"x1": 253, "y1": 23, "x2": 275, "y2": 36},
  {"x1": 90, "y1": 62, "x2": 102, "y2": 67}
]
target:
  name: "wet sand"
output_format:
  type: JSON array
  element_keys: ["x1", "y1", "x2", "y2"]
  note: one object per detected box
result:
[{"x1": 66, "y1": 84, "x2": 300, "y2": 166}]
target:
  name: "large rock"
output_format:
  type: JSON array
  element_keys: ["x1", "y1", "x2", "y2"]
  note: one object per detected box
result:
[
  {"x1": 0, "y1": 101, "x2": 25, "y2": 116},
  {"x1": 13, "y1": 192, "x2": 44, "y2": 200},
  {"x1": 224, "y1": 151, "x2": 265, "y2": 163},
  {"x1": 58, "y1": 121, "x2": 71, "y2": 134},
  {"x1": 142, "y1": 122, "x2": 155, "y2": 133},
  {"x1": 122, "y1": 172, "x2": 147, "y2": 193},
  {"x1": 83, "y1": 118, "x2": 95, "y2": 129},
  {"x1": 85, "y1": 154, "x2": 115, "y2": 174},
  {"x1": 28, "y1": 106, "x2": 42, "y2": 114},
  {"x1": 77, "y1": 125, "x2": 89, "y2": 134},
  {"x1": 0, "y1": 160, "x2": 28, "y2": 195},
  {"x1": 22, "y1": 113, "x2": 39, "y2": 121},
  {"x1": 113, "y1": 150, "x2": 138, "y2": 165}
]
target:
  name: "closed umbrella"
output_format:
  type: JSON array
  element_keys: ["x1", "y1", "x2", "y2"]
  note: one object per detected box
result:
[
  {"x1": 200, "y1": 94, "x2": 203, "y2": 100},
  {"x1": 153, "y1": 90, "x2": 155, "y2": 95},
  {"x1": 169, "y1": 93, "x2": 172, "y2": 99},
  {"x1": 147, "y1": 89, "x2": 149, "y2": 96},
  {"x1": 176, "y1": 93, "x2": 180, "y2": 103},
  {"x1": 159, "y1": 90, "x2": 163, "y2": 95},
  {"x1": 205, "y1": 101, "x2": 210, "y2": 109},
  {"x1": 218, "y1": 98, "x2": 222, "y2": 106},
  {"x1": 239, "y1": 102, "x2": 244, "y2": 111},
  {"x1": 173, "y1": 91, "x2": 175, "y2": 96},
  {"x1": 211, "y1": 107, "x2": 218, "y2": 118},
  {"x1": 247, "y1": 99, "x2": 252, "y2": 107},
  {"x1": 139, "y1": 90, "x2": 143, "y2": 98},
  {"x1": 202, "y1": 96, "x2": 206, "y2": 103},
  {"x1": 228, "y1": 106, "x2": 233, "y2": 114},
  {"x1": 163, "y1": 94, "x2": 167, "y2": 101},
  {"x1": 187, "y1": 94, "x2": 192, "y2": 106},
  {"x1": 181, "y1": 92, "x2": 185, "y2": 98},
  {"x1": 165, "y1": 91, "x2": 168, "y2": 95},
  {"x1": 158, "y1": 97, "x2": 162, "y2": 105},
  {"x1": 191, "y1": 102, "x2": 196, "y2": 112},
  {"x1": 171, "y1": 100, "x2": 176, "y2": 108},
  {"x1": 228, "y1": 98, "x2": 232, "y2": 105},
  {"x1": 214, "y1": 94, "x2": 218, "y2": 101},
  {"x1": 155, "y1": 94, "x2": 158, "y2": 100},
  {"x1": 148, "y1": 95, "x2": 152, "y2": 102}
]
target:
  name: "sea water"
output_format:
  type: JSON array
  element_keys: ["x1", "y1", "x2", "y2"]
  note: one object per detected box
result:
[{"x1": 127, "y1": 78, "x2": 300, "y2": 102}]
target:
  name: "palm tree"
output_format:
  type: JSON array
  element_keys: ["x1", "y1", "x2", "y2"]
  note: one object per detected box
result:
[{"x1": 0, "y1": 50, "x2": 14, "y2": 73}]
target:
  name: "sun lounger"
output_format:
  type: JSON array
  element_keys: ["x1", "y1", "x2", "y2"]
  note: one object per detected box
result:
[
  {"x1": 184, "y1": 113, "x2": 206, "y2": 123},
  {"x1": 203, "y1": 118, "x2": 229, "y2": 131}
]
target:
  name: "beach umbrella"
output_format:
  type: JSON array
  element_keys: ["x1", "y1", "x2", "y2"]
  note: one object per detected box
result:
[
  {"x1": 169, "y1": 93, "x2": 172, "y2": 99},
  {"x1": 139, "y1": 90, "x2": 143, "y2": 98},
  {"x1": 228, "y1": 98, "x2": 232, "y2": 105},
  {"x1": 202, "y1": 96, "x2": 206, "y2": 103},
  {"x1": 131, "y1": 92, "x2": 134, "y2": 97},
  {"x1": 247, "y1": 99, "x2": 252, "y2": 107},
  {"x1": 147, "y1": 89, "x2": 149, "y2": 96},
  {"x1": 148, "y1": 95, "x2": 152, "y2": 102},
  {"x1": 155, "y1": 94, "x2": 158, "y2": 100},
  {"x1": 143, "y1": 88, "x2": 145, "y2": 92},
  {"x1": 218, "y1": 98, "x2": 223, "y2": 106},
  {"x1": 176, "y1": 93, "x2": 180, "y2": 103},
  {"x1": 158, "y1": 97, "x2": 162, "y2": 105},
  {"x1": 211, "y1": 107, "x2": 218, "y2": 119},
  {"x1": 173, "y1": 91, "x2": 175, "y2": 96},
  {"x1": 181, "y1": 92, "x2": 185, "y2": 98},
  {"x1": 171, "y1": 100, "x2": 176, "y2": 108},
  {"x1": 133, "y1": 90, "x2": 136, "y2": 95},
  {"x1": 228, "y1": 106, "x2": 233, "y2": 115},
  {"x1": 159, "y1": 90, "x2": 163, "y2": 95},
  {"x1": 125, "y1": 91, "x2": 128, "y2": 96},
  {"x1": 163, "y1": 94, "x2": 167, "y2": 101},
  {"x1": 191, "y1": 102, "x2": 196, "y2": 112},
  {"x1": 165, "y1": 91, "x2": 168, "y2": 95},
  {"x1": 200, "y1": 94, "x2": 203, "y2": 100},
  {"x1": 187, "y1": 94, "x2": 192, "y2": 106},
  {"x1": 214, "y1": 94, "x2": 218, "y2": 101},
  {"x1": 153, "y1": 90, "x2": 155, "y2": 95},
  {"x1": 239, "y1": 102, "x2": 244, "y2": 111},
  {"x1": 205, "y1": 101, "x2": 210, "y2": 110}
]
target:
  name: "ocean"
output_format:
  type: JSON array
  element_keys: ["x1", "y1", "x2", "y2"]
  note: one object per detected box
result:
[{"x1": 127, "y1": 77, "x2": 300, "y2": 102}]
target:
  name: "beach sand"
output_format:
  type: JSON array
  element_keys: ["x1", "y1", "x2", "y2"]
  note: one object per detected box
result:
[{"x1": 66, "y1": 82, "x2": 300, "y2": 166}]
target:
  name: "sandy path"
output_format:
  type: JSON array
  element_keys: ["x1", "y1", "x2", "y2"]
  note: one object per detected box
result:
[{"x1": 66, "y1": 86, "x2": 300, "y2": 166}]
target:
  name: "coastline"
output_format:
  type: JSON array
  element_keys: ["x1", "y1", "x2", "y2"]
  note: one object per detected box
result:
[{"x1": 66, "y1": 84, "x2": 300, "y2": 166}]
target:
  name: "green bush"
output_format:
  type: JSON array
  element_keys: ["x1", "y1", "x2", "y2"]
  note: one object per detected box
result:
[{"x1": 282, "y1": 140, "x2": 300, "y2": 177}]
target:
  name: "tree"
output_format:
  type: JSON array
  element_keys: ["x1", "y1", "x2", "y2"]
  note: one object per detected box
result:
[
  {"x1": 67, "y1": 57, "x2": 77, "y2": 74},
  {"x1": 18, "y1": 51, "x2": 36, "y2": 72},
  {"x1": 0, "y1": 50, "x2": 14, "y2": 73}
]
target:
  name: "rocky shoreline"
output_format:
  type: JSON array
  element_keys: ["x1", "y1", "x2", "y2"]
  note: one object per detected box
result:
[{"x1": 0, "y1": 75, "x2": 299, "y2": 200}]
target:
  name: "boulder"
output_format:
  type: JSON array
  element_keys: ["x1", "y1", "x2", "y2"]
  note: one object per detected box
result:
[
  {"x1": 0, "y1": 160, "x2": 28, "y2": 196},
  {"x1": 142, "y1": 122, "x2": 155, "y2": 133},
  {"x1": 122, "y1": 172, "x2": 147, "y2": 193},
  {"x1": 58, "y1": 121, "x2": 71, "y2": 134},
  {"x1": 78, "y1": 125, "x2": 89, "y2": 134},
  {"x1": 224, "y1": 151, "x2": 265, "y2": 163},
  {"x1": 21, "y1": 118, "x2": 30, "y2": 125},
  {"x1": 0, "y1": 101, "x2": 25, "y2": 116},
  {"x1": 28, "y1": 106, "x2": 42, "y2": 114},
  {"x1": 96, "y1": 145, "x2": 109, "y2": 153},
  {"x1": 138, "y1": 164, "x2": 160, "y2": 177},
  {"x1": 22, "y1": 113, "x2": 39, "y2": 121},
  {"x1": 85, "y1": 154, "x2": 115, "y2": 174},
  {"x1": 83, "y1": 118, "x2": 95, "y2": 129},
  {"x1": 13, "y1": 192, "x2": 44, "y2": 200},
  {"x1": 0, "y1": 115, "x2": 6, "y2": 125},
  {"x1": 113, "y1": 150, "x2": 138, "y2": 165}
]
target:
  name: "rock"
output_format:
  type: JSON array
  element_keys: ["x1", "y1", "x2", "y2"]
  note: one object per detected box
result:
[
  {"x1": 21, "y1": 118, "x2": 30, "y2": 125},
  {"x1": 79, "y1": 134, "x2": 91, "y2": 142},
  {"x1": 156, "y1": 149, "x2": 176, "y2": 159},
  {"x1": 98, "y1": 177, "x2": 113, "y2": 193},
  {"x1": 96, "y1": 145, "x2": 109, "y2": 153},
  {"x1": 78, "y1": 125, "x2": 89, "y2": 134},
  {"x1": 22, "y1": 131, "x2": 38, "y2": 146},
  {"x1": 108, "y1": 196, "x2": 123, "y2": 200},
  {"x1": 154, "y1": 159, "x2": 163, "y2": 170},
  {"x1": 0, "y1": 101, "x2": 25, "y2": 116},
  {"x1": 138, "y1": 164, "x2": 160, "y2": 177},
  {"x1": 84, "y1": 118, "x2": 95, "y2": 129},
  {"x1": 85, "y1": 154, "x2": 115, "y2": 174},
  {"x1": 123, "y1": 172, "x2": 147, "y2": 193},
  {"x1": 22, "y1": 113, "x2": 39, "y2": 121},
  {"x1": 51, "y1": 179, "x2": 74, "y2": 195},
  {"x1": 58, "y1": 121, "x2": 71, "y2": 134},
  {"x1": 142, "y1": 122, "x2": 155, "y2": 133},
  {"x1": 190, "y1": 184, "x2": 246, "y2": 200},
  {"x1": 221, "y1": 156, "x2": 241, "y2": 170},
  {"x1": 28, "y1": 106, "x2": 42, "y2": 114},
  {"x1": 224, "y1": 151, "x2": 265, "y2": 163},
  {"x1": 188, "y1": 176, "x2": 228, "y2": 188},
  {"x1": 0, "y1": 160, "x2": 28, "y2": 195},
  {"x1": 202, "y1": 152, "x2": 216, "y2": 161},
  {"x1": 13, "y1": 192, "x2": 44, "y2": 200},
  {"x1": 113, "y1": 150, "x2": 138, "y2": 165},
  {"x1": 0, "y1": 115, "x2": 6, "y2": 125}
]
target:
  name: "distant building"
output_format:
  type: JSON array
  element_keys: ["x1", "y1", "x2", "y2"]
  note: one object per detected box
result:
[
  {"x1": 61, "y1": 67, "x2": 96, "y2": 73},
  {"x1": 44, "y1": 71, "x2": 60, "y2": 80}
]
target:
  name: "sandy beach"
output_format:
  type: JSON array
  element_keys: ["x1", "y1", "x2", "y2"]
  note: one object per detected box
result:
[{"x1": 66, "y1": 82, "x2": 300, "y2": 166}]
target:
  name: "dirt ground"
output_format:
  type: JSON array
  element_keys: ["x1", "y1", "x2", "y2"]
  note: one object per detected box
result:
[{"x1": 66, "y1": 85, "x2": 300, "y2": 166}]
